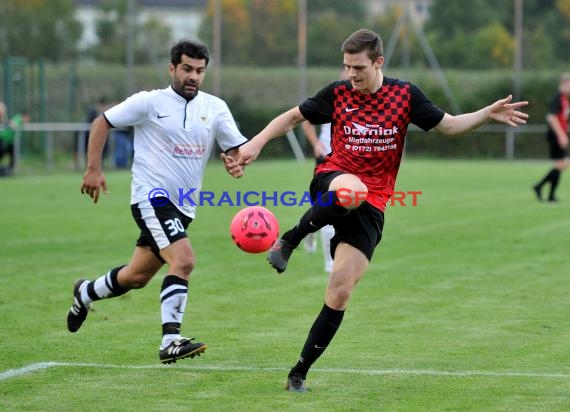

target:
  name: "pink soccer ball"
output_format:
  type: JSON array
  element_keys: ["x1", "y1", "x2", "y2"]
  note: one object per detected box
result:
[{"x1": 230, "y1": 206, "x2": 279, "y2": 253}]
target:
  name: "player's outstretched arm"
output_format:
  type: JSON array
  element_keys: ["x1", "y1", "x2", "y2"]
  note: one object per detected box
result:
[
  {"x1": 435, "y1": 95, "x2": 529, "y2": 136},
  {"x1": 238, "y1": 107, "x2": 306, "y2": 165}
]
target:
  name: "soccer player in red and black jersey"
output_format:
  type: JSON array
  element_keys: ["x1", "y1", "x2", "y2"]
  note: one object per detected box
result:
[
  {"x1": 533, "y1": 73, "x2": 570, "y2": 202},
  {"x1": 238, "y1": 28, "x2": 529, "y2": 392}
]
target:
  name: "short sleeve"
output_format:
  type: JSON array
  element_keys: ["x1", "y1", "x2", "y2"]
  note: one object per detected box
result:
[
  {"x1": 548, "y1": 93, "x2": 562, "y2": 115},
  {"x1": 299, "y1": 82, "x2": 339, "y2": 125},
  {"x1": 214, "y1": 101, "x2": 248, "y2": 152},
  {"x1": 104, "y1": 91, "x2": 150, "y2": 128},
  {"x1": 409, "y1": 83, "x2": 445, "y2": 131}
]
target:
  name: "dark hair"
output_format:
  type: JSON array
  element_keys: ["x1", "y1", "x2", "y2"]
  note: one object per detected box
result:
[
  {"x1": 171, "y1": 40, "x2": 210, "y2": 66},
  {"x1": 341, "y1": 29, "x2": 383, "y2": 61}
]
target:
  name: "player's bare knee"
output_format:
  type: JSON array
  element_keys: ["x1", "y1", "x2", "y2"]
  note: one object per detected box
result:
[
  {"x1": 328, "y1": 284, "x2": 353, "y2": 307},
  {"x1": 172, "y1": 256, "x2": 196, "y2": 277},
  {"x1": 125, "y1": 272, "x2": 153, "y2": 289},
  {"x1": 335, "y1": 185, "x2": 368, "y2": 209}
]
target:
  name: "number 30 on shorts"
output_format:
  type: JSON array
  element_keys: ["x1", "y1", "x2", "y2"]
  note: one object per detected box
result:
[{"x1": 165, "y1": 218, "x2": 184, "y2": 236}]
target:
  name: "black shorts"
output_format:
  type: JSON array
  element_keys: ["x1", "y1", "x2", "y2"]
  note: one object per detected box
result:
[
  {"x1": 131, "y1": 198, "x2": 193, "y2": 261},
  {"x1": 546, "y1": 133, "x2": 568, "y2": 159},
  {"x1": 309, "y1": 171, "x2": 385, "y2": 261}
]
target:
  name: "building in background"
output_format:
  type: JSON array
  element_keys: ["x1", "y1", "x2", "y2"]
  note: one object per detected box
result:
[
  {"x1": 74, "y1": 0, "x2": 430, "y2": 52},
  {"x1": 74, "y1": 0, "x2": 207, "y2": 50},
  {"x1": 368, "y1": 0, "x2": 432, "y2": 23}
]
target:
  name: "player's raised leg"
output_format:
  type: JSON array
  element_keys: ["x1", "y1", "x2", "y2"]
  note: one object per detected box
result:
[
  {"x1": 268, "y1": 173, "x2": 364, "y2": 273},
  {"x1": 66, "y1": 246, "x2": 161, "y2": 333}
]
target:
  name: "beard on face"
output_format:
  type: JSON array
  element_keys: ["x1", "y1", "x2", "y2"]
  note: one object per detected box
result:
[{"x1": 173, "y1": 78, "x2": 199, "y2": 100}]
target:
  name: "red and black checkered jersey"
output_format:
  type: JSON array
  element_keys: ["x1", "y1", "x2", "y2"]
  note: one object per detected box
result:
[{"x1": 299, "y1": 78, "x2": 445, "y2": 212}]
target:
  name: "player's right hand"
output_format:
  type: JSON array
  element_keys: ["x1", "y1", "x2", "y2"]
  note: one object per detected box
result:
[
  {"x1": 221, "y1": 153, "x2": 244, "y2": 178},
  {"x1": 81, "y1": 169, "x2": 108, "y2": 203}
]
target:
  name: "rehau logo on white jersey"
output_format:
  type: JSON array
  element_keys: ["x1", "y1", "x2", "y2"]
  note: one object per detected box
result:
[{"x1": 169, "y1": 143, "x2": 207, "y2": 159}]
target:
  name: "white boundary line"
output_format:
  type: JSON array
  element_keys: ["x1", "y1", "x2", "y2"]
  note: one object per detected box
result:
[{"x1": 2, "y1": 362, "x2": 569, "y2": 381}]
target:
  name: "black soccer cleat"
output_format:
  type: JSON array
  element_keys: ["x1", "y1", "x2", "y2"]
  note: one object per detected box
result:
[
  {"x1": 159, "y1": 337, "x2": 207, "y2": 364},
  {"x1": 532, "y1": 184, "x2": 543, "y2": 201},
  {"x1": 285, "y1": 373, "x2": 307, "y2": 392},
  {"x1": 67, "y1": 279, "x2": 91, "y2": 333},
  {"x1": 267, "y1": 238, "x2": 295, "y2": 273}
]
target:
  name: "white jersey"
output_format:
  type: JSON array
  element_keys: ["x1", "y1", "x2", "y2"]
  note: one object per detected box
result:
[
  {"x1": 104, "y1": 86, "x2": 247, "y2": 218},
  {"x1": 319, "y1": 123, "x2": 332, "y2": 154}
]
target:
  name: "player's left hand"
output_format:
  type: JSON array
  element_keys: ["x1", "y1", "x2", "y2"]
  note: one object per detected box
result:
[
  {"x1": 489, "y1": 95, "x2": 529, "y2": 127},
  {"x1": 237, "y1": 140, "x2": 263, "y2": 166},
  {"x1": 221, "y1": 153, "x2": 244, "y2": 178}
]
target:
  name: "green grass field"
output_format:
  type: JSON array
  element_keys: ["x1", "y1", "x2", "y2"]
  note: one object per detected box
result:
[{"x1": 1, "y1": 159, "x2": 569, "y2": 411}]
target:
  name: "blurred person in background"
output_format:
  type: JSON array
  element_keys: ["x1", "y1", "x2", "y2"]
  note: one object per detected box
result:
[
  {"x1": 302, "y1": 120, "x2": 334, "y2": 274},
  {"x1": 238, "y1": 28, "x2": 529, "y2": 392},
  {"x1": 532, "y1": 73, "x2": 570, "y2": 202},
  {"x1": 74, "y1": 97, "x2": 111, "y2": 169},
  {"x1": 0, "y1": 109, "x2": 30, "y2": 176},
  {"x1": 113, "y1": 125, "x2": 134, "y2": 169},
  {"x1": 0, "y1": 100, "x2": 6, "y2": 123},
  {"x1": 0, "y1": 100, "x2": 8, "y2": 176},
  {"x1": 301, "y1": 71, "x2": 348, "y2": 274},
  {"x1": 66, "y1": 39, "x2": 246, "y2": 364}
]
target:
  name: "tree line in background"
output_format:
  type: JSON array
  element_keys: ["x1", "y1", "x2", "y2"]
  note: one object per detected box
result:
[{"x1": 1, "y1": 0, "x2": 570, "y2": 69}]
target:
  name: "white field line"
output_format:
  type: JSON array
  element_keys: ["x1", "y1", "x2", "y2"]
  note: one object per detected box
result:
[{"x1": 1, "y1": 362, "x2": 569, "y2": 381}]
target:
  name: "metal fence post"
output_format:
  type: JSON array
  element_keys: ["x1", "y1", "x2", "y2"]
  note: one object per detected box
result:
[{"x1": 46, "y1": 130, "x2": 54, "y2": 170}]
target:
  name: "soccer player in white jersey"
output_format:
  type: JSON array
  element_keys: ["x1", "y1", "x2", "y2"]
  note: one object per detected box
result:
[{"x1": 66, "y1": 40, "x2": 247, "y2": 364}]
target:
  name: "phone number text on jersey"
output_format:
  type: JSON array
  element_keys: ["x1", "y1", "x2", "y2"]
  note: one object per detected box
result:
[{"x1": 346, "y1": 144, "x2": 397, "y2": 152}]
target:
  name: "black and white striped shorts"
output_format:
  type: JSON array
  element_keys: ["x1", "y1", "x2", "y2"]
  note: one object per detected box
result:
[{"x1": 131, "y1": 198, "x2": 193, "y2": 261}]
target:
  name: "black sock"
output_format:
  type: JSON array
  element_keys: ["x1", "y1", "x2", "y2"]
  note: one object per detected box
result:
[
  {"x1": 283, "y1": 191, "x2": 349, "y2": 246},
  {"x1": 549, "y1": 169, "x2": 561, "y2": 200},
  {"x1": 84, "y1": 265, "x2": 127, "y2": 304},
  {"x1": 289, "y1": 304, "x2": 345, "y2": 378},
  {"x1": 536, "y1": 168, "x2": 556, "y2": 188}
]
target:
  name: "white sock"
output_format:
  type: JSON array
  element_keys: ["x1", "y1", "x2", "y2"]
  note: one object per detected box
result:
[
  {"x1": 160, "y1": 275, "x2": 188, "y2": 348},
  {"x1": 320, "y1": 225, "x2": 335, "y2": 273}
]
